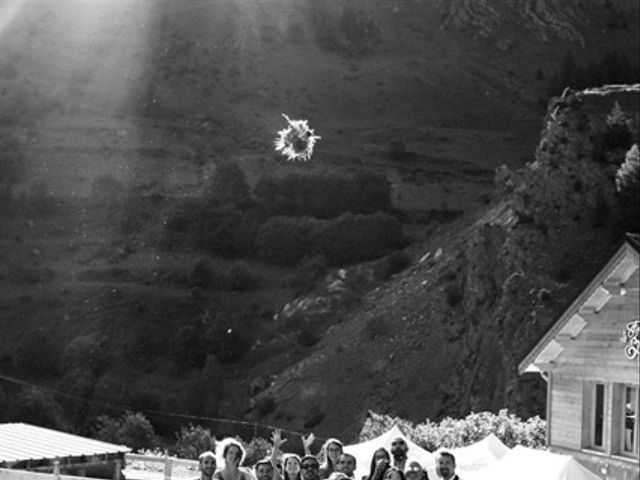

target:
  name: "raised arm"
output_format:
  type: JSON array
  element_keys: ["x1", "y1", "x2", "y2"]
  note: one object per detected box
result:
[
  {"x1": 301, "y1": 433, "x2": 316, "y2": 456},
  {"x1": 270, "y1": 429, "x2": 287, "y2": 480}
]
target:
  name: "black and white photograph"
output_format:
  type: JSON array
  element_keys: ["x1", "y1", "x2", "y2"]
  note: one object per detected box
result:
[{"x1": 0, "y1": 1, "x2": 638, "y2": 479}]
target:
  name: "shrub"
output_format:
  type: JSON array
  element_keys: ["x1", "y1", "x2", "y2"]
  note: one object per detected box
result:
[
  {"x1": 14, "y1": 387, "x2": 69, "y2": 430},
  {"x1": 359, "y1": 409, "x2": 546, "y2": 450},
  {"x1": 614, "y1": 144, "x2": 640, "y2": 231},
  {"x1": 242, "y1": 437, "x2": 271, "y2": 466},
  {"x1": 256, "y1": 216, "x2": 320, "y2": 266},
  {"x1": 173, "y1": 424, "x2": 216, "y2": 459},
  {"x1": 316, "y1": 212, "x2": 406, "y2": 265},
  {"x1": 94, "y1": 411, "x2": 159, "y2": 452},
  {"x1": 61, "y1": 333, "x2": 108, "y2": 375}
]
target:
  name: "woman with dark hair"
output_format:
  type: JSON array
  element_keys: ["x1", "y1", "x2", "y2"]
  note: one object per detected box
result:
[
  {"x1": 214, "y1": 438, "x2": 254, "y2": 480},
  {"x1": 318, "y1": 438, "x2": 343, "y2": 480},
  {"x1": 364, "y1": 448, "x2": 391, "y2": 480}
]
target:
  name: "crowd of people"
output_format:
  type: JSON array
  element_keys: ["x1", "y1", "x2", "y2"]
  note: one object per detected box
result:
[{"x1": 194, "y1": 431, "x2": 461, "y2": 480}]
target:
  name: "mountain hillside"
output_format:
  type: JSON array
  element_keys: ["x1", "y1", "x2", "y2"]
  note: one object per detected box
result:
[
  {"x1": 251, "y1": 85, "x2": 640, "y2": 440},
  {"x1": 0, "y1": 0, "x2": 638, "y2": 444}
]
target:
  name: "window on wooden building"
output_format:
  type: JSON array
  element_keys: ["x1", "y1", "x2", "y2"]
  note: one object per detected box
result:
[
  {"x1": 621, "y1": 385, "x2": 638, "y2": 456},
  {"x1": 593, "y1": 383, "x2": 606, "y2": 449}
]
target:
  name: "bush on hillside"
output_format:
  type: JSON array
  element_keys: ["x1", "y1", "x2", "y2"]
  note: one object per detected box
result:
[
  {"x1": 614, "y1": 144, "x2": 640, "y2": 231},
  {"x1": 61, "y1": 333, "x2": 108, "y2": 375},
  {"x1": 13, "y1": 387, "x2": 69, "y2": 430},
  {"x1": 257, "y1": 213, "x2": 406, "y2": 267},
  {"x1": 254, "y1": 172, "x2": 392, "y2": 219},
  {"x1": 173, "y1": 424, "x2": 216, "y2": 459},
  {"x1": 359, "y1": 410, "x2": 546, "y2": 450},
  {"x1": 256, "y1": 216, "x2": 320, "y2": 266},
  {"x1": 316, "y1": 212, "x2": 406, "y2": 265},
  {"x1": 94, "y1": 411, "x2": 159, "y2": 452}
]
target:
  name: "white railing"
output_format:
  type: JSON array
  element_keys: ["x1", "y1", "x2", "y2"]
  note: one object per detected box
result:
[
  {"x1": 0, "y1": 469, "x2": 93, "y2": 480},
  {"x1": 124, "y1": 453, "x2": 199, "y2": 480}
]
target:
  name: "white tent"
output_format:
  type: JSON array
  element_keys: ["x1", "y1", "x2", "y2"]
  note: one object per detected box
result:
[
  {"x1": 463, "y1": 446, "x2": 603, "y2": 480},
  {"x1": 442, "y1": 433, "x2": 510, "y2": 473},
  {"x1": 343, "y1": 425, "x2": 434, "y2": 480}
]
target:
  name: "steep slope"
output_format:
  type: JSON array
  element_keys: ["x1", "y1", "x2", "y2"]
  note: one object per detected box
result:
[{"x1": 250, "y1": 85, "x2": 640, "y2": 441}]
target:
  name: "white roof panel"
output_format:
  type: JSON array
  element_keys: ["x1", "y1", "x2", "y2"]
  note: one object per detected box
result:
[{"x1": 0, "y1": 423, "x2": 130, "y2": 463}]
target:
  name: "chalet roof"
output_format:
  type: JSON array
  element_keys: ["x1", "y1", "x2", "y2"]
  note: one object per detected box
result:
[
  {"x1": 0, "y1": 423, "x2": 131, "y2": 465},
  {"x1": 518, "y1": 236, "x2": 639, "y2": 374}
]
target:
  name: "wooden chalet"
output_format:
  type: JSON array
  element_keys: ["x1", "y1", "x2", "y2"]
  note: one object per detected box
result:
[{"x1": 519, "y1": 235, "x2": 640, "y2": 480}]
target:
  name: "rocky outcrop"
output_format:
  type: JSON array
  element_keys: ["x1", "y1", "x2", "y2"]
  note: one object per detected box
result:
[{"x1": 438, "y1": 0, "x2": 587, "y2": 46}]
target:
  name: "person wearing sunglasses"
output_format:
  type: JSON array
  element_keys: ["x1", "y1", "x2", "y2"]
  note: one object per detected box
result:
[
  {"x1": 404, "y1": 461, "x2": 429, "y2": 480},
  {"x1": 300, "y1": 456, "x2": 321, "y2": 480}
]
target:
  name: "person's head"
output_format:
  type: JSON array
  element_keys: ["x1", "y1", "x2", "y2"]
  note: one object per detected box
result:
[
  {"x1": 368, "y1": 448, "x2": 390, "y2": 479},
  {"x1": 435, "y1": 452, "x2": 456, "y2": 480},
  {"x1": 322, "y1": 439, "x2": 344, "y2": 467},
  {"x1": 327, "y1": 473, "x2": 350, "y2": 480},
  {"x1": 199, "y1": 451, "x2": 217, "y2": 478},
  {"x1": 404, "y1": 462, "x2": 425, "y2": 480},
  {"x1": 383, "y1": 468, "x2": 406, "y2": 480},
  {"x1": 390, "y1": 438, "x2": 408, "y2": 462},
  {"x1": 337, "y1": 453, "x2": 356, "y2": 476},
  {"x1": 300, "y1": 455, "x2": 320, "y2": 480},
  {"x1": 219, "y1": 438, "x2": 246, "y2": 468},
  {"x1": 255, "y1": 459, "x2": 274, "y2": 480},
  {"x1": 283, "y1": 454, "x2": 302, "y2": 480}
]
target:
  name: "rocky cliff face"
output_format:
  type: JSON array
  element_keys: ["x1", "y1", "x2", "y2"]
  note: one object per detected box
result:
[
  {"x1": 436, "y1": 0, "x2": 636, "y2": 46},
  {"x1": 253, "y1": 85, "x2": 639, "y2": 440}
]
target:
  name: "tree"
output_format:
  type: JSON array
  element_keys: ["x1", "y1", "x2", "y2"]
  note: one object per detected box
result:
[
  {"x1": 615, "y1": 144, "x2": 640, "y2": 231},
  {"x1": 94, "y1": 411, "x2": 159, "y2": 452}
]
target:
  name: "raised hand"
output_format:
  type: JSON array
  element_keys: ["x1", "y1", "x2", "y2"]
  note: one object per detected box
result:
[
  {"x1": 302, "y1": 432, "x2": 316, "y2": 454},
  {"x1": 271, "y1": 428, "x2": 287, "y2": 451}
]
